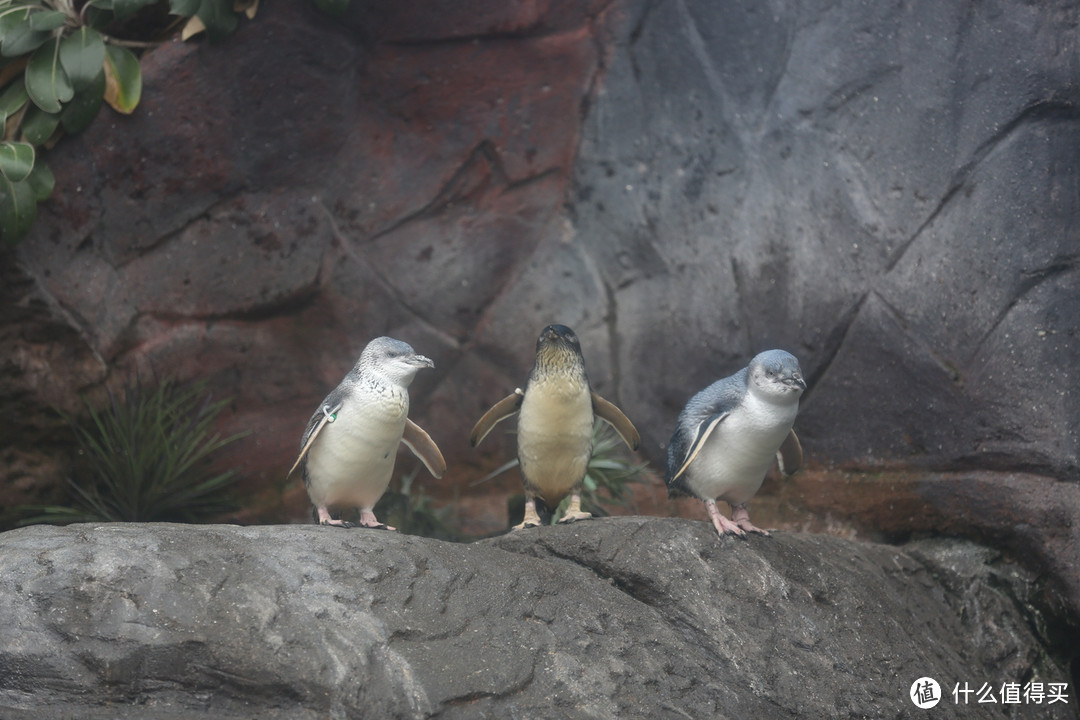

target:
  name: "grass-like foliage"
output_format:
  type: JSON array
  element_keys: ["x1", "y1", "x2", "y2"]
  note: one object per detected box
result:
[{"x1": 20, "y1": 377, "x2": 247, "y2": 525}]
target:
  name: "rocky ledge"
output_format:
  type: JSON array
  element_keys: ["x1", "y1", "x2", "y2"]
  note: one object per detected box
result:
[{"x1": 0, "y1": 519, "x2": 1075, "y2": 719}]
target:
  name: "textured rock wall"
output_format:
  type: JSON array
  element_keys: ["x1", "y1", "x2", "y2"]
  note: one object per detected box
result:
[
  {"x1": 0, "y1": 521, "x2": 1074, "y2": 719},
  {"x1": 576, "y1": 0, "x2": 1079, "y2": 477},
  {"x1": 3, "y1": 0, "x2": 609, "y2": 516},
  {"x1": 1, "y1": 0, "x2": 1077, "y2": 611}
]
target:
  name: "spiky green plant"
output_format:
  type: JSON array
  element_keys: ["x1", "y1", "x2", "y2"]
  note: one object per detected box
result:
[
  {"x1": 19, "y1": 377, "x2": 247, "y2": 524},
  {"x1": 473, "y1": 420, "x2": 649, "y2": 526}
]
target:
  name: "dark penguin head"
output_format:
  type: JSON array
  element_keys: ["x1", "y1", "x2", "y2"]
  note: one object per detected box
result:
[
  {"x1": 747, "y1": 349, "x2": 806, "y2": 403},
  {"x1": 354, "y1": 336, "x2": 434, "y2": 387},
  {"x1": 532, "y1": 324, "x2": 586, "y2": 377}
]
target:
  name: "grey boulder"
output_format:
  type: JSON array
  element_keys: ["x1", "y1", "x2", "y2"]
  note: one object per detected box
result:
[{"x1": 0, "y1": 519, "x2": 1073, "y2": 719}]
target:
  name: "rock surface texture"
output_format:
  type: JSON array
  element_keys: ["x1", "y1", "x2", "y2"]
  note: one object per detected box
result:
[
  {"x1": 0, "y1": 520, "x2": 1075, "y2": 719},
  {"x1": 1, "y1": 0, "x2": 1077, "y2": 636}
]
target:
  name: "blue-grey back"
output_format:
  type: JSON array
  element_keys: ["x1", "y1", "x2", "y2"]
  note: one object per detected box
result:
[
  {"x1": 678, "y1": 368, "x2": 749, "y2": 426},
  {"x1": 665, "y1": 367, "x2": 749, "y2": 486}
]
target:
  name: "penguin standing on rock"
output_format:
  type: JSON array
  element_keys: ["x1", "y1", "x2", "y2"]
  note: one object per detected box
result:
[
  {"x1": 471, "y1": 324, "x2": 640, "y2": 530},
  {"x1": 665, "y1": 349, "x2": 805, "y2": 538},
  {"x1": 287, "y1": 336, "x2": 446, "y2": 530}
]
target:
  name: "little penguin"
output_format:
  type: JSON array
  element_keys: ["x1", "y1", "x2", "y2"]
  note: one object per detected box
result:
[
  {"x1": 665, "y1": 349, "x2": 806, "y2": 538},
  {"x1": 286, "y1": 336, "x2": 446, "y2": 529},
  {"x1": 470, "y1": 324, "x2": 640, "y2": 530}
]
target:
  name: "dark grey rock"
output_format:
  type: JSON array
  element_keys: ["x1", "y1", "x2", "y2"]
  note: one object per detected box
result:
[
  {"x1": 0, "y1": 520, "x2": 1074, "y2": 719},
  {"x1": 575, "y1": 0, "x2": 1080, "y2": 479},
  {"x1": 1, "y1": 0, "x2": 1078, "y2": 645}
]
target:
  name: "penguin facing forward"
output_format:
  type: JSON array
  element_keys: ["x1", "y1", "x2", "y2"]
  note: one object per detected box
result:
[
  {"x1": 665, "y1": 349, "x2": 805, "y2": 538},
  {"x1": 287, "y1": 337, "x2": 446, "y2": 529},
  {"x1": 471, "y1": 324, "x2": 640, "y2": 530}
]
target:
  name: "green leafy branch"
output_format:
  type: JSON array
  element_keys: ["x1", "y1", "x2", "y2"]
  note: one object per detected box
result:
[{"x1": 0, "y1": 0, "x2": 352, "y2": 247}]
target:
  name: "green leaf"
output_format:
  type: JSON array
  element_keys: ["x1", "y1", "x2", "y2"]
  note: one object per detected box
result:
[
  {"x1": 0, "y1": 141, "x2": 34, "y2": 182},
  {"x1": 87, "y1": 0, "x2": 159, "y2": 21},
  {"x1": 25, "y1": 158, "x2": 53, "y2": 201},
  {"x1": 0, "y1": 175, "x2": 37, "y2": 245},
  {"x1": 310, "y1": 0, "x2": 350, "y2": 16},
  {"x1": 103, "y1": 44, "x2": 140, "y2": 113},
  {"x1": 26, "y1": 37, "x2": 74, "y2": 114},
  {"x1": 588, "y1": 459, "x2": 632, "y2": 471},
  {"x1": 168, "y1": 0, "x2": 200, "y2": 16},
  {"x1": 195, "y1": 0, "x2": 238, "y2": 42},
  {"x1": 80, "y1": 5, "x2": 116, "y2": 31},
  {"x1": 0, "y1": 80, "x2": 28, "y2": 125},
  {"x1": 1, "y1": 11, "x2": 51, "y2": 58},
  {"x1": 19, "y1": 103, "x2": 59, "y2": 144},
  {"x1": 117, "y1": 0, "x2": 161, "y2": 20},
  {"x1": 0, "y1": 5, "x2": 29, "y2": 32},
  {"x1": 60, "y1": 68, "x2": 105, "y2": 133},
  {"x1": 59, "y1": 27, "x2": 105, "y2": 91},
  {"x1": 28, "y1": 10, "x2": 68, "y2": 31},
  {"x1": 16, "y1": 505, "x2": 105, "y2": 527}
]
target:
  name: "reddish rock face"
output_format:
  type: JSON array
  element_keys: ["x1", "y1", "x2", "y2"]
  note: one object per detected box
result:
[
  {"x1": 2, "y1": 0, "x2": 1077, "y2": 624},
  {"x1": 5, "y1": 0, "x2": 604, "y2": 519}
]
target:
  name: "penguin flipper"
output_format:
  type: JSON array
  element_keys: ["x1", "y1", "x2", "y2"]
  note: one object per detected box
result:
[
  {"x1": 591, "y1": 392, "x2": 641, "y2": 451},
  {"x1": 402, "y1": 418, "x2": 447, "y2": 479},
  {"x1": 776, "y1": 429, "x2": 803, "y2": 476},
  {"x1": 286, "y1": 401, "x2": 344, "y2": 481},
  {"x1": 469, "y1": 389, "x2": 524, "y2": 447},
  {"x1": 669, "y1": 412, "x2": 730, "y2": 484}
]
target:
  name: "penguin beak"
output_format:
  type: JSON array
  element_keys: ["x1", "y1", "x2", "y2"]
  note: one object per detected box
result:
[
  {"x1": 410, "y1": 354, "x2": 435, "y2": 369},
  {"x1": 788, "y1": 374, "x2": 806, "y2": 390}
]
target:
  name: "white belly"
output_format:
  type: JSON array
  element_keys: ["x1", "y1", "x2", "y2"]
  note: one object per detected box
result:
[
  {"x1": 306, "y1": 392, "x2": 407, "y2": 510},
  {"x1": 685, "y1": 396, "x2": 797, "y2": 506},
  {"x1": 517, "y1": 377, "x2": 593, "y2": 504}
]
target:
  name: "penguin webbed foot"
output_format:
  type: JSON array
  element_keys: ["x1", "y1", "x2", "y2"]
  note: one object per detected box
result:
[
  {"x1": 557, "y1": 511, "x2": 592, "y2": 524},
  {"x1": 731, "y1": 504, "x2": 771, "y2": 537},
  {"x1": 316, "y1": 506, "x2": 354, "y2": 528},
  {"x1": 319, "y1": 518, "x2": 356, "y2": 529},
  {"x1": 704, "y1": 499, "x2": 749, "y2": 538},
  {"x1": 358, "y1": 509, "x2": 396, "y2": 531},
  {"x1": 555, "y1": 493, "x2": 592, "y2": 524},
  {"x1": 357, "y1": 521, "x2": 396, "y2": 531},
  {"x1": 316, "y1": 506, "x2": 396, "y2": 531},
  {"x1": 317, "y1": 518, "x2": 356, "y2": 528},
  {"x1": 512, "y1": 499, "x2": 544, "y2": 531}
]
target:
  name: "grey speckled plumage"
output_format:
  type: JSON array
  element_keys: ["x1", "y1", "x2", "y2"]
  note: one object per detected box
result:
[
  {"x1": 288, "y1": 336, "x2": 445, "y2": 529},
  {"x1": 470, "y1": 324, "x2": 640, "y2": 530},
  {"x1": 665, "y1": 349, "x2": 805, "y2": 538}
]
